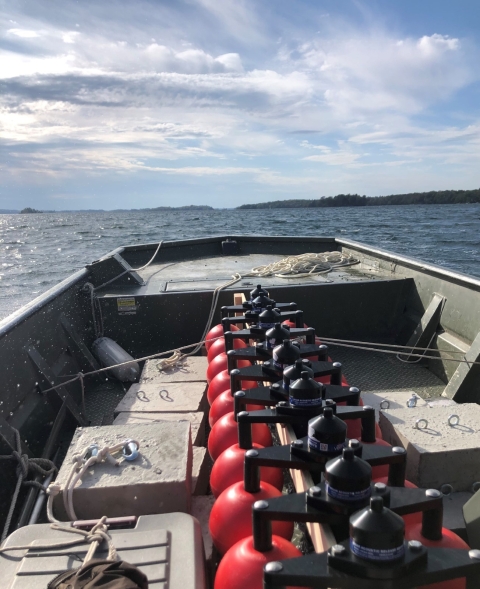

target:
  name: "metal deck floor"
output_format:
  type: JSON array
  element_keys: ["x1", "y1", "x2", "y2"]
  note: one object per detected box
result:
[{"x1": 329, "y1": 345, "x2": 446, "y2": 399}]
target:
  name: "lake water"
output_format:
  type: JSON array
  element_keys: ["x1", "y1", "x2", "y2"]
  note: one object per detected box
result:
[{"x1": 1, "y1": 204, "x2": 479, "y2": 320}]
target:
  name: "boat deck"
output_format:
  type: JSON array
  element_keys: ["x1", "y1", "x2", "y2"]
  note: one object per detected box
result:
[
  {"x1": 330, "y1": 345, "x2": 445, "y2": 399},
  {"x1": 98, "y1": 253, "x2": 394, "y2": 297}
]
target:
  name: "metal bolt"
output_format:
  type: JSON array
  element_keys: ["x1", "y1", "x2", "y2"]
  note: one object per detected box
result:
[
  {"x1": 349, "y1": 387, "x2": 360, "y2": 394},
  {"x1": 234, "y1": 391, "x2": 246, "y2": 397},
  {"x1": 408, "y1": 540, "x2": 423, "y2": 552},
  {"x1": 246, "y1": 449, "x2": 259, "y2": 458},
  {"x1": 448, "y1": 414, "x2": 460, "y2": 426},
  {"x1": 392, "y1": 446, "x2": 406, "y2": 454},
  {"x1": 309, "y1": 486, "x2": 322, "y2": 497},
  {"x1": 264, "y1": 361, "x2": 271, "y2": 368},
  {"x1": 230, "y1": 369, "x2": 240, "y2": 376},
  {"x1": 292, "y1": 439, "x2": 304, "y2": 448},
  {"x1": 349, "y1": 439, "x2": 360, "y2": 448},
  {"x1": 278, "y1": 401, "x2": 287, "y2": 407},
  {"x1": 254, "y1": 500, "x2": 269, "y2": 510},
  {"x1": 374, "y1": 482, "x2": 387, "y2": 493},
  {"x1": 363, "y1": 405, "x2": 373, "y2": 411},
  {"x1": 415, "y1": 418, "x2": 428, "y2": 430},
  {"x1": 380, "y1": 399, "x2": 390, "y2": 410},
  {"x1": 238, "y1": 411, "x2": 249, "y2": 417},
  {"x1": 331, "y1": 544, "x2": 346, "y2": 556},
  {"x1": 333, "y1": 362, "x2": 342, "y2": 368},
  {"x1": 265, "y1": 562, "x2": 283, "y2": 573},
  {"x1": 426, "y1": 489, "x2": 442, "y2": 498},
  {"x1": 271, "y1": 383, "x2": 280, "y2": 390},
  {"x1": 469, "y1": 549, "x2": 480, "y2": 560}
]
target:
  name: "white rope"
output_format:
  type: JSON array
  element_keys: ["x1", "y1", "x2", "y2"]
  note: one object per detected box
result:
[
  {"x1": 248, "y1": 252, "x2": 359, "y2": 279},
  {"x1": 47, "y1": 442, "x2": 135, "y2": 523},
  {"x1": 131, "y1": 241, "x2": 163, "y2": 272},
  {"x1": 0, "y1": 516, "x2": 117, "y2": 564},
  {"x1": 155, "y1": 273, "x2": 243, "y2": 372}
]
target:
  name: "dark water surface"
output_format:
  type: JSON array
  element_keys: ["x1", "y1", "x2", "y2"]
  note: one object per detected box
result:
[{"x1": 1, "y1": 204, "x2": 479, "y2": 320}]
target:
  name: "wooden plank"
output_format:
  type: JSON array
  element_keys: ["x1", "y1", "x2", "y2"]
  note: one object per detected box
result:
[
  {"x1": 232, "y1": 291, "x2": 335, "y2": 553},
  {"x1": 276, "y1": 423, "x2": 336, "y2": 553}
]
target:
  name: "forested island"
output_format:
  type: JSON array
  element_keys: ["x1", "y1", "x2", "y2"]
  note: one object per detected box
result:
[
  {"x1": 237, "y1": 189, "x2": 480, "y2": 209},
  {"x1": 20, "y1": 207, "x2": 43, "y2": 214}
]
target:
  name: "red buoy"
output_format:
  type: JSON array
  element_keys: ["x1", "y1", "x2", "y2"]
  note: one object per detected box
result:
[
  {"x1": 210, "y1": 442, "x2": 284, "y2": 498},
  {"x1": 405, "y1": 523, "x2": 468, "y2": 589},
  {"x1": 207, "y1": 337, "x2": 247, "y2": 363},
  {"x1": 207, "y1": 370, "x2": 230, "y2": 405},
  {"x1": 214, "y1": 535, "x2": 301, "y2": 589},
  {"x1": 206, "y1": 352, "x2": 251, "y2": 384},
  {"x1": 361, "y1": 438, "x2": 392, "y2": 479},
  {"x1": 205, "y1": 323, "x2": 238, "y2": 351},
  {"x1": 345, "y1": 418, "x2": 383, "y2": 441},
  {"x1": 207, "y1": 370, "x2": 257, "y2": 406},
  {"x1": 208, "y1": 412, "x2": 273, "y2": 461},
  {"x1": 282, "y1": 319, "x2": 308, "y2": 329},
  {"x1": 209, "y1": 390, "x2": 263, "y2": 428},
  {"x1": 209, "y1": 481, "x2": 294, "y2": 554}
]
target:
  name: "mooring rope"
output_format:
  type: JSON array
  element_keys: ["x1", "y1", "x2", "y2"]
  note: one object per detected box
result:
[{"x1": 248, "y1": 252, "x2": 359, "y2": 278}]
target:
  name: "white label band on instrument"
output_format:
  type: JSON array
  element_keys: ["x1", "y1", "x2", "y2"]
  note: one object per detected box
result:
[
  {"x1": 325, "y1": 483, "x2": 371, "y2": 502},
  {"x1": 350, "y1": 540, "x2": 405, "y2": 562}
]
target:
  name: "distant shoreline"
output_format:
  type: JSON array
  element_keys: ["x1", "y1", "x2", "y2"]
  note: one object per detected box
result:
[
  {"x1": 2, "y1": 188, "x2": 480, "y2": 213},
  {"x1": 237, "y1": 189, "x2": 480, "y2": 209}
]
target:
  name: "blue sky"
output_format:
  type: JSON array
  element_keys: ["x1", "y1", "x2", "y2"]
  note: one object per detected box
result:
[{"x1": 1, "y1": 0, "x2": 480, "y2": 210}]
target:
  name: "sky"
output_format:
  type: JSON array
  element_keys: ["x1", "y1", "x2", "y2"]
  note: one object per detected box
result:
[{"x1": 1, "y1": 0, "x2": 480, "y2": 210}]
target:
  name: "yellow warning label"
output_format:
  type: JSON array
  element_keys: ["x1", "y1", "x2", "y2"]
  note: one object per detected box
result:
[{"x1": 117, "y1": 297, "x2": 136, "y2": 315}]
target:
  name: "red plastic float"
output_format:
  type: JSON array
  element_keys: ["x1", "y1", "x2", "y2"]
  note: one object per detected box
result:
[
  {"x1": 205, "y1": 323, "x2": 238, "y2": 351},
  {"x1": 208, "y1": 412, "x2": 273, "y2": 461},
  {"x1": 214, "y1": 535, "x2": 301, "y2": 589},
  {"x1": 207, "y1": 336, "x2": 247, "y2": 363},
  {"x1": 404, "y1": 523, "x2": 469, "y2": 589},
  {"x1": 209, "y1": 390, "x2": 263, "y2": 427},
  {"x1": 282, "y1": 319, "x2": 308, "y2": 329},
  {"x1": 345, "y1": 418, "x2": 383, "y2": 441},
  {"x1": 207, "y1": 370, "x2": 257, "y2": 406},
  {"x1": 209, "y1": 481, "x2": 294, "y2": 554},
  {"x1": 210, "y1": 442, "x2": 284, "y2": 498},
  {"x1": 361, "y1": 438, "x2": 392, "y2": 479},
  {"x1": 206, "y1": 352, "x2": 251, "y2": 384}
]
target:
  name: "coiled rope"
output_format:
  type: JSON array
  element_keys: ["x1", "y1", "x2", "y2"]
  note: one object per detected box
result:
[{"x1": 249, "y1": 252, "x2": 359, "y2": 278}]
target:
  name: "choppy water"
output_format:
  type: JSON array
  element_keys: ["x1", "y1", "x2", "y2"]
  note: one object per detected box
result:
[{"x1": 1, "y1": 204, "x2": 479, "y2": 320}]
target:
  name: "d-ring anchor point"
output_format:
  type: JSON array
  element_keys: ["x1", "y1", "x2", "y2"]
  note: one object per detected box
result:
[
  {"x1": 415, "y1": 418, "x2": 428, "y2": 430},
  {"x1": 448, "y1": 414, "x2": 460, "y2": 426}
]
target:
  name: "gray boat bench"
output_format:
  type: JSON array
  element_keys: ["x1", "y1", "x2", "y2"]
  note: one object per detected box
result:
[{"x1": 0, "y1": 513, "x2": 205, "y2": 589}]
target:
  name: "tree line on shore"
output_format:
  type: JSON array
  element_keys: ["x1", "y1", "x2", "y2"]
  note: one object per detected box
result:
[{"x1": 237, "y1": 189, "x2": 480, "y2": 209}]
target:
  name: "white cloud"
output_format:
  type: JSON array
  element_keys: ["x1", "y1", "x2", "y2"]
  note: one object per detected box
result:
[
  {"x1": 304, "y1": 151, "x2": 361, "y2": 165},
  {"x1": 7, "y1": 28, "x2": 40, "y2": 38}
]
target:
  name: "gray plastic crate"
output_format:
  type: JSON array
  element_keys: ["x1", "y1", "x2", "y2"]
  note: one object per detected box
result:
[{"x1": 0, "y1": 513, "x2": 206, "y2": 589}]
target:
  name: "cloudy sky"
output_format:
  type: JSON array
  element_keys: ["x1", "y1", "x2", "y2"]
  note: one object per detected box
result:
[{"x1": 1, "y1": 0, "x2": 480, "y2": 210}]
